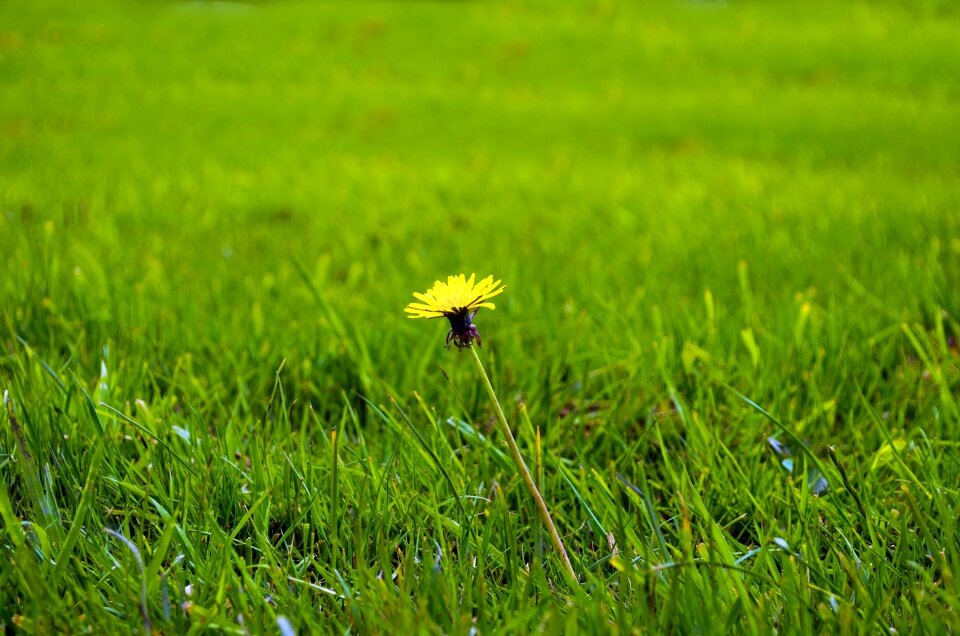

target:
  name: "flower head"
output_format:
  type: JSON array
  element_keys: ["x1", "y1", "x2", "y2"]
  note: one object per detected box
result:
[{"x1": 405, "y1": 273, "x2": 505, "y2": 349}]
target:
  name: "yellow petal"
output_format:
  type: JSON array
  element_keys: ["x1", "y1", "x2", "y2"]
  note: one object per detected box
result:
[{"x1": 413, "y1": 292, "x2": 438, "y2": 305}]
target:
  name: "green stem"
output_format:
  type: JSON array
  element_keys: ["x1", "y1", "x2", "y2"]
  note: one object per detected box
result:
[{"x1": 469, "y1": 345, "x2": 579, "y2": 588}]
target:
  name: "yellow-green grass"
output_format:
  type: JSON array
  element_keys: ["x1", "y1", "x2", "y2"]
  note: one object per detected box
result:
[{"x1": 1, "y1": 0, "x2": 959, "y2": 632}]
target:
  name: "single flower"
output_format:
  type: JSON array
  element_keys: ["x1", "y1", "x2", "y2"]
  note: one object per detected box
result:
[{"x1": 405, "y1": 273, "x2": 505, "y2": 349}]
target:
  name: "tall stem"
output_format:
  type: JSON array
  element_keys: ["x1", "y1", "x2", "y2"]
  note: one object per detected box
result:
[{"x1": 469, "y1": 345, "x2": 579, "y2": 588}]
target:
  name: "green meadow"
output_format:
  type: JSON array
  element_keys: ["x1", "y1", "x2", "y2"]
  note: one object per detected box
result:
[{"x1": 2, "y1": 0, "x2": 960, "y2": 632}]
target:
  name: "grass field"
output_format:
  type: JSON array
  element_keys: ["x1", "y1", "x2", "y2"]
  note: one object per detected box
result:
[{"x1": 2, "y1": 0, "x2": 960, "y2": 632}]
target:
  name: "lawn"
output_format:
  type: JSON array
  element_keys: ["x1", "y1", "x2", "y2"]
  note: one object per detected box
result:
[{"x1": 2, "y1": 0, "x2": 960, "y2": 632}]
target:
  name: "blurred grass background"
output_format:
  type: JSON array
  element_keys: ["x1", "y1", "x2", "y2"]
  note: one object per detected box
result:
[{"x1": 2, "y1": 0, "x2": 960, "y2": 632}]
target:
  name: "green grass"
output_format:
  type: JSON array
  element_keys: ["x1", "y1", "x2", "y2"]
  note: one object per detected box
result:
[{"x1": 2, "y1": 0, "x2": 960, "y2": 632}]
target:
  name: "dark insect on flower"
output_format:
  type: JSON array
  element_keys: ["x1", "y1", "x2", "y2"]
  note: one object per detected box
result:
[
  {"x1": 443, "y1": 308, "x2": 481, "y2": 350},
  {"x1": 405, "y1": 274, "x2": 505, "y2": 350}
]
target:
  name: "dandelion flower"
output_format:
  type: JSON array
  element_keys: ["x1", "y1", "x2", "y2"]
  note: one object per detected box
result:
[
  {"x1": 401, "y1": 272, "x2": 578, "y2": 586},
  {"x1": 405, "y1": 273, "x2": 505, "y2": 349}
]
